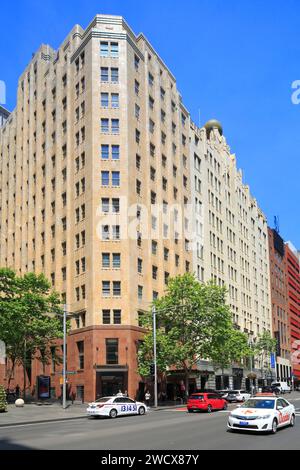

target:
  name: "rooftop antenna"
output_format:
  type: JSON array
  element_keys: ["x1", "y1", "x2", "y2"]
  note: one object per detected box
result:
[{"x1": 274, "y1": 216, "x2": 280, "y2": 234}]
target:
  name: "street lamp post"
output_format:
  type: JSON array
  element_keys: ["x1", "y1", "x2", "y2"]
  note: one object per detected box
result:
[
  {"x1": 152, "y1": 305, "x2": 158, "y2": 408},
  {"x1": 62, "y1": 305, "x2": 67, "y2": 410}
]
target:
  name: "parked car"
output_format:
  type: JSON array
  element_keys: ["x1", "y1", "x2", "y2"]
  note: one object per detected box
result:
[
  {"x1": 271, "y1": 382, "x2": 291, "y2": 394},
  {"x1": 224, "y1": 390, "x2": 251, "y2": 403},
  {"x1": 187, "y1": 392, "x2": 228, "y2": 413}
]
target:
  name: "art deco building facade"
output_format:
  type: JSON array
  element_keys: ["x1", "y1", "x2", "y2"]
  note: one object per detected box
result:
[
  {"x1": 189, "y1": 121, "x2": 273, "y2": 389},
  {"x1": 0, "y1": 15, "x2": 192, "y2": 401},
  {"x1": 0, "y1": 14, "x2": 275, "y2": 400}
]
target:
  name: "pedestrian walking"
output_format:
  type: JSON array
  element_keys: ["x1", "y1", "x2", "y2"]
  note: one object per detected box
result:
[{"x1": 145, "y1": 390, "x2": 151, "y2": 407}]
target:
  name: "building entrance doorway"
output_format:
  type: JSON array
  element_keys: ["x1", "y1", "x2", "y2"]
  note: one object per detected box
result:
[{"x1": 96, "y1": 372, "x2": 127, "y2": 399}]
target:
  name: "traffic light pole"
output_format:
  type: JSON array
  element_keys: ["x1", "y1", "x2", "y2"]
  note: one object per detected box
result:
[{"x1": 152, "y1": 305, "x2": 158, "y2": 408}]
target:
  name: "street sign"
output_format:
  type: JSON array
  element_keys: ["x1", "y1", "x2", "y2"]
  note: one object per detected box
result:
[{"x1": 56, "y1": 371, "x2": 77, "y2": 375}]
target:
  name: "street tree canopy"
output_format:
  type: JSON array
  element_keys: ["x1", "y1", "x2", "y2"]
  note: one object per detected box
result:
[
  {"x1": 138, "y1": 273, "x2": 247, "y2": 395},
  {"x1": 0, "y1": 268, "x2": 64, "y2": 394}
]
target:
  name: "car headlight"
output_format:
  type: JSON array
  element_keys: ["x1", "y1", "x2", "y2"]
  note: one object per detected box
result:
[{"x1": 256, "y1": 415, "x2": 271, "y2": 420}]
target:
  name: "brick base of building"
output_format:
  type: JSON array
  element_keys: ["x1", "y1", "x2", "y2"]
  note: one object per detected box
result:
[{"x1": 0, "y1": 325, "x2": 146, "y2": 403}]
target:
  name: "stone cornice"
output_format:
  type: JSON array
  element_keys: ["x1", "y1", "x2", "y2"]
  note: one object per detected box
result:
[{"x1": 69, "y1": 324, "x2": 147, "y2": 336}]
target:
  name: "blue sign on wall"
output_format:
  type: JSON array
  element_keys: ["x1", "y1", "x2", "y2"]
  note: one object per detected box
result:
[{"x1": 270, "y1": 353, "x2": 276, "y2": 370}]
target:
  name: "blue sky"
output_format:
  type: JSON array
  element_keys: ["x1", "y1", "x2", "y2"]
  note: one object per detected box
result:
[{"x1": 1, "y1": 0, "x2": 300, "y2": 247}]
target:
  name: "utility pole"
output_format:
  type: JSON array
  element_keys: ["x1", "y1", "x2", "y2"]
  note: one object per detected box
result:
[
  {"x1": 63, "y1": 304, "x2": 67, "y2": 410},
  {"x1": 152, "y1": 305, "x2": 158, "y2": 408}
]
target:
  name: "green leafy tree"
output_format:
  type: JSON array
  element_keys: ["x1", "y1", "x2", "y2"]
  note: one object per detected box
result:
[
  {"x1": 138, "y1": 273, "x2": 236, "y2": 397},
  {"x1": 0, "y1": 268, "x2": 64, "y2": 398},
  {"x1": 254, "y1": 331, "x2": 277, "y2": 381},
  {"x1": 210, "y1": 328, "x2": 252, "y2": 389}
]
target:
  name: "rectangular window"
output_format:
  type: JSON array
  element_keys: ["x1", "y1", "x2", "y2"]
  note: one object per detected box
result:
[
  {"x1": 135, "y1": 104, "x2": 140, "y2": 120},
  {"x1": 102, "y1": 198, "x2": 110, "y2": 213},
  {"x1": 113, "y1": 253, "x2": 121, "y2": 268},
  {"x1": 138, "y1": 285, "x2": 143, "y2": 300},
  {"x1": 100, "y1": 42, "x2": 109, "y2": 57},
  {"x1": 101, "y1": 92, "x2": 109, "y2": 107},
  {"x1": 113, "y1": 310, "x2": 121, "y2": 325},
  {"x1": 112, "y1": 198, "x2": 120, "y2": 213},
  {"x1": 111, "y1": 93, "x2": 119, "y2": 108},
  {"x1": 102, "y1": 225, "x2": 110, "y2": 240},
  {"x1": 101, "y1": 144, "x2": 109, "y2": 160},
  {"x1": 111, "y1": 42, "x2": 119, "y2": 57},
  {"x1": 77, "y1": 341, "x2": 84, "y2": 369},
  {"x1": 148, "y1": 73, "x2": 154, "y2": 86},
  {"x1": 102, "y1": 281, "x2": 110, "y2": 296},
  {"x1": 101, "y1": 119, "x2": 109, "y2": 133},
  {"x1": 101, "y1": 171, "x2": 109, "y2": 186},
  {"x1": 101, "y1": 67, "x2": 109, "y2": 82},
  {"x1": 138, "y1": 258, "x2": 143, "y2": 274},
  {"x1": 113, "y1": 281, "x2": 121, "y2": 296},
  {"x1": 106, "y1": 339, "x2": 118, "y2": 365},
  {"x1": 103, "y1": 310, "x2": 111, "y2": 324},
  {"x1": 111, "y1": 119, "x2": 119, "y2": 134},
  {"x1": 102, "y1": 253, "x2": 110, "y2": 268},
  {"x1": 111, "y1": 68, "x2": 119, "y2": 83},
  {"x1": 112, "y1": 145, "x2": 120, "y2": 160},
  {"x1": 112, "y1": 225, "x2": 120, "y2": 240},
  {"x1": 112, "y1": 171, "x2": 120, "y2": 187}
]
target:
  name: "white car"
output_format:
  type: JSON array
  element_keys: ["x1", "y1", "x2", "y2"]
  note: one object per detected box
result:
[
  {"x1": 224, "y1": 390, "x2": 252, "y2": 402},
  {"x1": 271, "y1": 381, "x2": 291, "y2": 394},
  {"x1": 227, "y1": 395, "x2": 296, "y2": 434},
  {"x1": 87, "y1": 396, "x2": 147, "y2": 419}
]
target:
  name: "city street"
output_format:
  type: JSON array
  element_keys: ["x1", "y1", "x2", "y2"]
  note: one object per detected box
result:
[{"x1": 1, "y1": 398, "x2": 300, "y2": 450}]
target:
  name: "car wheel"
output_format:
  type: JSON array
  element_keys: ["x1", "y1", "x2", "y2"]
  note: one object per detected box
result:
[
  {"x1": 109, "y1": 409, "x2": 118, "y2": 419},
  {"x1": 138, "y1": 406, "x2": 146, "y2": 416},
  {"x1": 290, "y1": 414, "x2": 296, "y2": 427},
  {"x1": 271, "y1": 419, "x2": 278, "y2": 434},
  {"x1": 188, "y1": 409, "x2": 194, "y2": 413},
  {"x1": 207, "y1": 405, "x2": 212, "y2": 413}
]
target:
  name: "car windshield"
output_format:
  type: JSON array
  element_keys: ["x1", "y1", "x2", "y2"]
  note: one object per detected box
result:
[
  {"x1": 189, "y1": 395, "x2": 204, "y2": 400},
  {"x1": 95, "y1": 397, "x2": 111, "y2": 403},
  {"x1": 241, "y1": 399, "x2": 275, "y2": 409}
]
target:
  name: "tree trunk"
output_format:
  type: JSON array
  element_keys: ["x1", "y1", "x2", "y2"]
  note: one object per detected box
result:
[
  {"x1": 23, "y1": 362, "x2": 26, "y2": 401},
  {"x1": 185, "y1": 371, "x2": 190, "y2": 402},
  {"x1": 23, "y1": 341, "x2": 27, "y2": 401},
  {"x1": 221, "y1": 368, "x2": 225, "y2": 390},
  {"x1": 7, "y1": 358, "x2": 16, "y2": 389}
]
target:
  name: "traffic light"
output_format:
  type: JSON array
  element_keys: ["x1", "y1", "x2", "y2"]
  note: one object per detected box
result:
[{"x1": 150, "y1": 363, "x2": 155, "y2": 376}]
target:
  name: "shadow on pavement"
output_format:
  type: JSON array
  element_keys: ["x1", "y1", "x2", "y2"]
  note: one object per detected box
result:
[{"x1": 0, "y1": 437, "x2": 34, "y2": 450}]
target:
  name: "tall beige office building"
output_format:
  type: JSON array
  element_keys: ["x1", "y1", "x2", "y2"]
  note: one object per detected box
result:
[
  {"x1": 0, "y1": 15, "x2": 192, "y2": 401},
  {"x1": 190, "y1": 121, "x2": 273, "y2": 389},
  {"x1": 0, "y1": 14, "x2": 273, "y2": 400}
]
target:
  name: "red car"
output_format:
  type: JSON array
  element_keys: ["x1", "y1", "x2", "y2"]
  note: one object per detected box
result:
[{"x1": 187, "y1": 393, "x2": 228, "y2": 413}]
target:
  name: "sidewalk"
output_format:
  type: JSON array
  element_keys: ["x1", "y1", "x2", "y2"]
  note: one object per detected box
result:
[
  {"x1": 0, "y1": 403, "x2": 87, "y2": 428},
  {"x1": 0, "y1": 402, "x2": 186, "y2": 428}
]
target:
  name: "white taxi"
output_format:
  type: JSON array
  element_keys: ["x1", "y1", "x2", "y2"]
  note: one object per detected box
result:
[
  {"x1": 87, "y1": 396, "x2": 147, "y2": 419},
  {"x1": 227, "y1": 395, "x2": 296, "y2": 434}
]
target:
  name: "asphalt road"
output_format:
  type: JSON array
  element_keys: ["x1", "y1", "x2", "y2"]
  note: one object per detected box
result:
[{"x1": 1, "y1": 400, "x2": 300, "y2": 450}]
